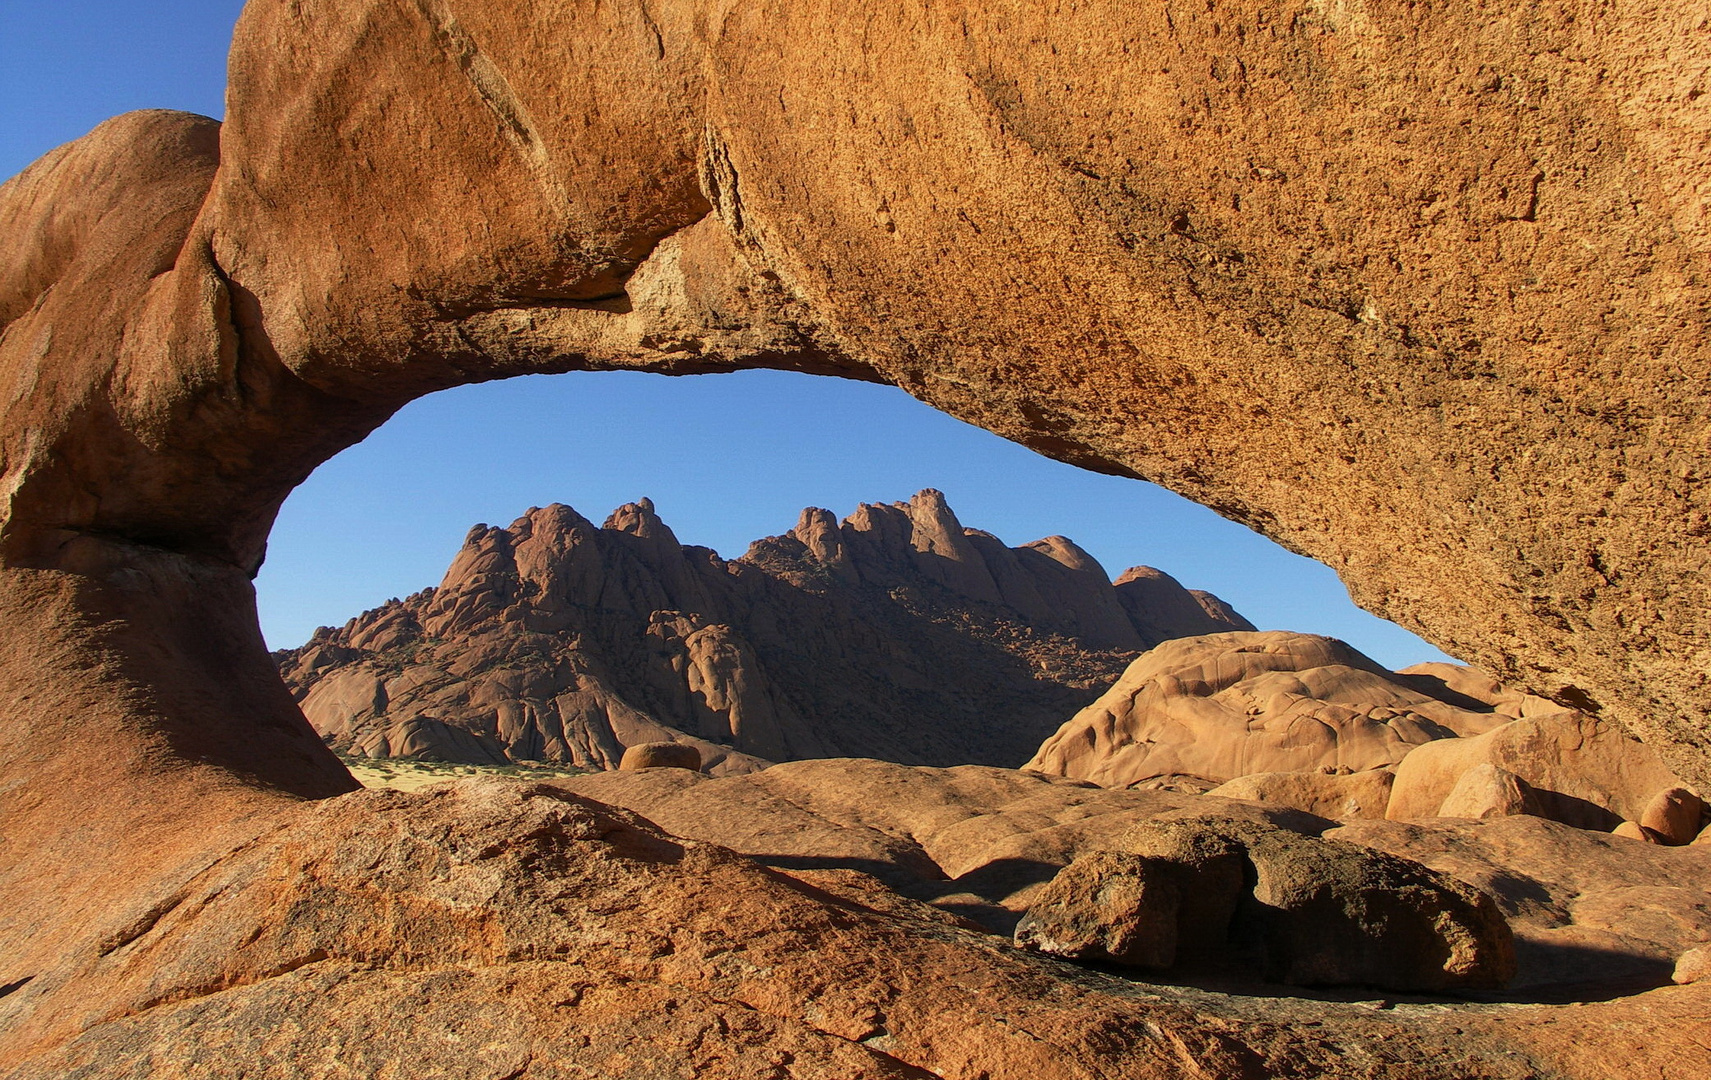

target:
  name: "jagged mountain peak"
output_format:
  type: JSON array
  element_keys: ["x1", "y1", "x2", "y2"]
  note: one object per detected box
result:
[{"x1": 281, "y1": 493, "x2": 1252, "y2": 772}]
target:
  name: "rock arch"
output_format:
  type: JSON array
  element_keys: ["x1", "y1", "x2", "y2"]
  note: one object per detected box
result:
[{"x1": 3, "y1": 0, "x2": 1709, "y2": 969}]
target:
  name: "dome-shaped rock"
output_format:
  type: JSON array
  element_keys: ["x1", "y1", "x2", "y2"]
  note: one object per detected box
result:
[{"x1": 619, "y1": 742, "x2": 704, "y2": 772}]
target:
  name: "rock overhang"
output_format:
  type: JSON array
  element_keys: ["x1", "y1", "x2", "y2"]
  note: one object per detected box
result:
[{"x1": 4, "y1": 4, "x2": 1711, "y2": 1074}]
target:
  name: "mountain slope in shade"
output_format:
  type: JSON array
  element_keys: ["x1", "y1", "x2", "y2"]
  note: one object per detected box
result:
[{"x1": 276, "y1": 490, "x2": 1253, "y2": 771}]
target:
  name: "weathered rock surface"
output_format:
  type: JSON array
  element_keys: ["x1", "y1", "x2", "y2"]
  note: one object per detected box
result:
[
  {"x1": 1017, "y1": 819, "x2": 1518, "y2": 993},
  {"x1": 1231, "y1": 824, "x2": 1516, "y2": 992},
  {"x1": 1387, "y1": 711, "x2": 1687, "y2": 830},
  {"x1": 278, "y1": 491, "x2": 1249, "y2": 769},
  {"x1": 1206, "y1": 767, "x2": 1396, "y2": 821},
  {"x1": 1330, "y1": 813, "x2": 1711, "y2": 998},
  {"x1": 8, "y1": 3, "x2": 1711, "y2": 1077},
  {"x1": 1013, "y1": 851, "x2": 1183, "y2": 968},
  {"x1": 1026, "y1": 632, "x2": 1510, "y2": 788},
  {"x1": 6, "y1": 769, "x2": 1709, "y2": 1079},
  {"x1": 1394, "y1": 663, "x2": 1572, "y2": 722},
  {"x1": 561, "y1": 757, "x2": 1228, "y2": 919},
  {"x1": 1436, "y1": 763, "x2": 1542, "y2": 821},
  {"x1": 0, "y1": 780, "x2": 1401, "y2": 1080},
  {"x1": 1676, "y1": 946, "x2": 1711, "y2": 986}
]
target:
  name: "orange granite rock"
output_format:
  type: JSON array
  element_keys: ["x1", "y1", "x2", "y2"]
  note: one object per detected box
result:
[{"x1": 7, "y1": 3, "x2": 1711, "y2": 1076}]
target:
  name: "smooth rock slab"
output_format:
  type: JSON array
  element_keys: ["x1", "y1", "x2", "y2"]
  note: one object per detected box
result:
[{"x1": 1207, "y1": 767, "x2": 1396, "y2": 821}]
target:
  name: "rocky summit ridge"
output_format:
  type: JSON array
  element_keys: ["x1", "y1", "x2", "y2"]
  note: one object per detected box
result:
[{"x1": 278, "y1": 489, "x2": 1253, "y2": 770}]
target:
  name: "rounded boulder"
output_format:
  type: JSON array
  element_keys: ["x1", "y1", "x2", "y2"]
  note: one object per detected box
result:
[
  {"x1": 1639, "y1": 787, "x2": 1706, "y2": 846},
  {"x1": 619, "y1": 742, "x2": 704, "y2": 772}
]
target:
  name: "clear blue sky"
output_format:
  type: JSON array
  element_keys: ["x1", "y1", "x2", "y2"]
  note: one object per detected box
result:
[{"x1": 1, "y1": 2, "x2": 1457, "y2": 670}]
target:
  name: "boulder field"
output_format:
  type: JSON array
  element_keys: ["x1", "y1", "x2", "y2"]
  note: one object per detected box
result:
[{"x1": 5, "y1": 1, "x2": 1711, "y2": 1076}]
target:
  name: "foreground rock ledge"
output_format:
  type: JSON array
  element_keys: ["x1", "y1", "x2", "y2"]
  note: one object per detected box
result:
[{"x1": 2, "y1": 776, "x2": 1708, "y2": 1080}]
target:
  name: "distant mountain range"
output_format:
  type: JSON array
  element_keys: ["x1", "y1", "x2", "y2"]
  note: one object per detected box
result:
[{"x1": 276, "y1": 490, "x2": 1253, "y2": 771}]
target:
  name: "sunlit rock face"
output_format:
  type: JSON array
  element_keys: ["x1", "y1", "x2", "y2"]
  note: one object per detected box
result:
[
  {"x1": 5, "y1": 1, "x2": 1709, "y2": 793},
  {"x1": 1025, "y1": 632, "x2": 1514, "y2": 788},
  {"x1": 279, "y1": 491, "x2": 1250, "y2": 771},
  {"x1": 1021, "y1": 631, "x2": 1692, "y2": 835},
  {"x1": 5, "y1": 2, "x2": 1711, "y2": 1076}
]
